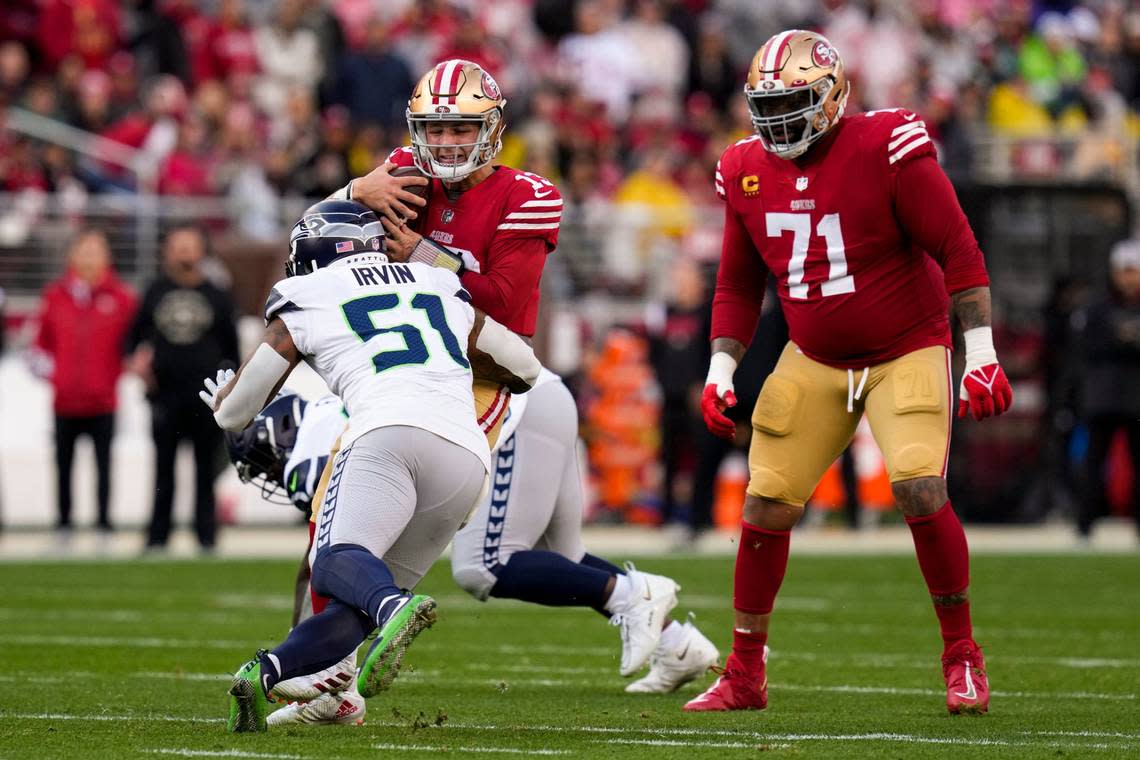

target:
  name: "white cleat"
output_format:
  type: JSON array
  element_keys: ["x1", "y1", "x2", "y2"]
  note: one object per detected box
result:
[
  {"x1": 625, "y1": 614, "x2": 719, "y2": 694},
  {"x1": 270, "y1": 651, "x2": 356, "y2": 702},
  {"x1": 267, "y1": 689, "x2": 366, "y2": 726},
  {"x1": 612, "y1": 562, "x2": 680, "y2": 677}
]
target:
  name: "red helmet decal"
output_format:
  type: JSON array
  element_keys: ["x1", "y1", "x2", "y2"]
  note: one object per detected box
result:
[
  {"x1": 812, "y1": 41, "x2": 837, "y2": 67},
  {"x1": 481, "y1": 71, "x2": 501, "y2": 101}
]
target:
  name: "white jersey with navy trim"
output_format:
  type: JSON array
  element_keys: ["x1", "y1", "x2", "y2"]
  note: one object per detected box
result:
[
  {"x1": 265, "y1": 255, "x2": 490, "y2": 473},
  {"x1": 283, "y1": 394, "x2": 346, "y2": 510}
]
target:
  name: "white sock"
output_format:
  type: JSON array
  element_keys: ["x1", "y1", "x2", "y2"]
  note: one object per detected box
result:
[
  {"x1": 657, "y1": 619, "x2": 685, "y2": 651},
  {"x1": 604, "y1": 573, "x2": 635, "y2": 614}
]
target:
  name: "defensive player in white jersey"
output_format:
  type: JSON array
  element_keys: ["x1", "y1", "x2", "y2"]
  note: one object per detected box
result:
[{"x1": 200, "y1": 200, "x2": 541, "y2": 733}]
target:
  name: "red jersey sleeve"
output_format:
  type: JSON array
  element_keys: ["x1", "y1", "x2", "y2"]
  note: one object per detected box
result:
[
  {"x1": 892, "y1": 155, "x2": 989, "y2": 295},
  {"x1": 711, "y1": 202, "x2": 769, "y2": 347},
  {"x1": 495, "y1": 171, "x2": 561, "y2": 251},
  {"x1": 460, "y1": 235, "x2": 548, "y2": 336}
]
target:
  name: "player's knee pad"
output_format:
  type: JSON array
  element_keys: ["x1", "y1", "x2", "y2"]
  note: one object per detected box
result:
[
  {"x1": 752, "y1": 375, "x2": 803, "y2": 436},
  {"x1": 890, "y1": 443, "x2": 941, "y2": 480},
  {"x1": 747, "y1": 468, "x2": 804, "y2": 508},
  {"x1": 451, "y1": 560, "x2": 495, "y2": 602}
]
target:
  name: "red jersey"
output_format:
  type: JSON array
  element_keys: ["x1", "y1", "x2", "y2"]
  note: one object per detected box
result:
[
  {"x1": 712, "y1": 109, "x2": 989, "y2": 368},
  {"x1": 35, "y1": 271, "x2": 137, "y2": 416},
  {"x1": 388, "y1": 147, "x2": 560, "y2": 337}
]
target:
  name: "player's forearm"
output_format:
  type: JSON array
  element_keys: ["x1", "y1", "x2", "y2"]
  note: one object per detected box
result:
[
  {"x1": 951, "y1": 286, "x2": 992, "y2": 332},
  {"x1": 470, "y1": 313, "x2": 541, "y2": 393},
  {"x1": 710, "y1": 337, "x2": 747, "y2": 365}
]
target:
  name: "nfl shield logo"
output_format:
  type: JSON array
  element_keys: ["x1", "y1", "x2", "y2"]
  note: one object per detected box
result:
[
  {"x1": 795, "y1": 176, "x2": 809, "y2": 192},
  {"x1": 335, "y1": 241, "x2": 354, "y2": 253},
  {"x1": 441, "y1": 209, "x2": 455, "y2": 224}
]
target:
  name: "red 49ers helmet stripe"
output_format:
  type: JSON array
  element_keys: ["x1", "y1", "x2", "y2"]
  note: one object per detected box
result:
[
  {"x1": 760, "y1": 29, "x2": 798, "y2": 81},
  {"x1": 431, "y1": 59, "x2": 465, "y2": 106}
]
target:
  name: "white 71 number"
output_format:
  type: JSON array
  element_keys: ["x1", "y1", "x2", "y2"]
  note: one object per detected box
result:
[{"x1": 764, "y1": 212, "x2": 854, "y2": 299}]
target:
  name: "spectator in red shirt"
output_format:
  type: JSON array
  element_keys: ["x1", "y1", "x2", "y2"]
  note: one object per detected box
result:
[{"x1": 31, "y1": 228, "x2": 137, "y2": 533}]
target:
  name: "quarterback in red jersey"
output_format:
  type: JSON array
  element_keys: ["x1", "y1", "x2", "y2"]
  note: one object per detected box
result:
[
  {"x1": 322, "y1": 60, "x2": 710, "y2": 695},
  {"x1": 685, "y1": 31, "x2": 1011, "y2": 716}
]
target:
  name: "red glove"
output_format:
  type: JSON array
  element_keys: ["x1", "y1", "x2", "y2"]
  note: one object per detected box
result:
[
  {"x1": 701, "y1": 384, "x2": 737, "y2": 440},
  {"x1": 957, "y1": 363, "x2": 1013, "y2": 421}
]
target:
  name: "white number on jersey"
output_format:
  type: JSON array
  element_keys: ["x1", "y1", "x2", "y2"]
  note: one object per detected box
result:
[{"x1": 765, "y1": 212, "x2": 855, "y2": 299}]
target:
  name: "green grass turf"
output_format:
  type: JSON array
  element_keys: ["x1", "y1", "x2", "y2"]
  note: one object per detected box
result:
[{"x1": 1, "y1": 553, "x2": 1138, "y2": 759}]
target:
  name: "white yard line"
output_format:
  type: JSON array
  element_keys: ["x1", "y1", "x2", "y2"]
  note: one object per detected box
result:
[
  {"x1": 146, "y1": 751, "x2": 305, "y2": 759},
  {"x1": 7, "y1": 668, "x2": 1136, "y2": 702},
  {"x1": 372, "y1": 744, "x2": 569, "y2": 755},
  {"x1": 0, "y1": 634, "x2": 250, "y2": 649},
  {"x1": 5, "y1": 712, "x2": 1136, "y2": 752},
  {"x1": 1, "y1": 712, "x2": 223, "y2": 723}
]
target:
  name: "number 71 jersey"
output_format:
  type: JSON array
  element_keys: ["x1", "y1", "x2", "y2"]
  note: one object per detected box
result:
[
  {"x1": 716, "y1": 110, "x2": 951, "y2": 368},
  {"x1": 265, "y1": 259, "x2": 489, "y2": 471}
]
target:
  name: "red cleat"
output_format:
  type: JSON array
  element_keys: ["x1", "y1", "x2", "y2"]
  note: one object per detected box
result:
[
  {"x1": 682, "y1": 649, "x2": 768, "y2": 712},
  {"x1": 943, "y1": 639, "x2": 989, "y2": 715}
]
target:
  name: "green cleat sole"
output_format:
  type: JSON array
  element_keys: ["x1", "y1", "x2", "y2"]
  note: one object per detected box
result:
[
  {"x1": 357, "y1": 596, "x2": 437, "y2": 698},
  {"x1": 226, "y1": 659, "x2": 269, "y2": 733}
]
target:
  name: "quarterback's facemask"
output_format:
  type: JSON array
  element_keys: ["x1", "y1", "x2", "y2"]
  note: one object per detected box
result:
[
  {"x1": 225, "y1": 391, "x2": 306, "y2": 507},
  {"x1": 745, "y1": 30, "x2": 849, "y2": 160},
  {"x1": 286, "y1": 200, "x2": 386, "y2": 277},
  {"x1": 407, "y1": 59, "x2": 506, "y2": 183}
]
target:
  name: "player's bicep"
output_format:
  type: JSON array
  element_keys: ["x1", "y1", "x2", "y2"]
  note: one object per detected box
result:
[{"x1": 264, "y1": 317, "x2": 301, "y2": 365}]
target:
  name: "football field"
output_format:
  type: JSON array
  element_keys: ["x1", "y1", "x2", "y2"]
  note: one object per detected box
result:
[{"x1": 1, "y1": 553, "x2": 1138, "y2": 759}]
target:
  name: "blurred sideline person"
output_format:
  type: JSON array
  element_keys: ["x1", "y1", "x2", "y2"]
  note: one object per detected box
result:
[
  {"x1": 331, "y1": 59, "x2": 695, "y2": 682},
  {"x1": 1076, "y1": 239, "x2": 1140, "y2": 540},
  {"x1": 126, "y1": 225, "x2": 239, "y2": 552},
  {"x1": 648, "y1": 257, "x2": 709, "y2": 527},
  {"x1": 204, "y1": 200, "x2": 541, "y2": 732},
  {"x1": 690, "y1": 31, "x2": 1011, "y2": 715},
  {"x1": 31, "y1": 229, "x2": 136, "y2": 533}
]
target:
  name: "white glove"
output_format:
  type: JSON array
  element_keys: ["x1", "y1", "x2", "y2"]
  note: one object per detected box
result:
[{"x1": 199, "y1": 368, "x2": 236, "y2": 411}]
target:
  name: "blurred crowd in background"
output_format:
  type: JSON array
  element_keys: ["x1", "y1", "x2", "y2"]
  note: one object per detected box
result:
[
  {"x1": 1, "y1": 0, "x2": 1138, "y2": 239},
  {"x1": 1, "y1": 0, "x2": 1139, "y2": 541}
]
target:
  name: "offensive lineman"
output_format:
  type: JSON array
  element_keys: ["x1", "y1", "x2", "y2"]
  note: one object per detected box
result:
[
  {"x1": 332, "y1": 59, "x2": 710, "y2": 686},
  {"x1": 686, "y1": 31, "x2": 1011, "y2": 715},
  {"x1": 202, "y1": 200, "x2": 541, "y2": 732}
]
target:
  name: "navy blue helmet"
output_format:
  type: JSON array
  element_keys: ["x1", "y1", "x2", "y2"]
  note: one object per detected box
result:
[
  {"x1": 225, "y1": 391, "x2": 307, "y2": 507},
  {"x1": 286, "y1": 200, "x2": 386, "y2": 277}
]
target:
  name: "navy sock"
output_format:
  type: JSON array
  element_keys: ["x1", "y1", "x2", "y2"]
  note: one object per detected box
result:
[
  {"x1": 489, "y1": 550, "x2": 612, "y2": 609},
  {"x1": 261, "y1": 599, "x2": 372, "y2": 691},
  {"x1": 579, "y1": 554, "x2": 626, "y2": 618},
  {"x1": 312, "y1": 542, "x2": 404, "y2": 627},
  {"x1": 580, "y1": 553, "x2": 624, "y2": 576}
]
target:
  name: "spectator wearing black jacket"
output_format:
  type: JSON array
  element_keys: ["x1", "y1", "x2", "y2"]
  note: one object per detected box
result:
[
  {"x1": 1076, "y1": 239, "x2": 1140, "y2": 539},
  {"x1": 126, "y1": 225, "x2": 240, "y2": 552}
]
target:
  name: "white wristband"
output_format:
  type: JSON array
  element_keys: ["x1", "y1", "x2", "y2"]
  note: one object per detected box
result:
[
  {"x1": 962, "y1": 326, "x2": 997, "y2": 369},
  {"x1": 325, "y1": 180, "x2": 353, "y2": 202},
  {"x1": 705, "y1": 351, "x2": 738, "y2": 394}
]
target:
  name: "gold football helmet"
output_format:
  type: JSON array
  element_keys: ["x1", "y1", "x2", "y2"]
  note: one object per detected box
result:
[
  {"x1": 406, "y1": 59, "x2": 507, "y2": 182},
  {"x1": 744, "y1": 30, "x2": 849, "y2": 160}
]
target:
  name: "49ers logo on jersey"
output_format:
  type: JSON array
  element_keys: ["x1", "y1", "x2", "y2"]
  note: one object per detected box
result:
[
  {"x1": 812, "y1": 41, "x2": 837, "y2": 67},
  {"x1": 481, "y1": 72, "x2": 501, "y2": 100}
]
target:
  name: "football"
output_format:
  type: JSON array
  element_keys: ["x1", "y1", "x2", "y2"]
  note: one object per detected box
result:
[{"x1": 390, "y1": 165, "x2": 431, "y2": 232}]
